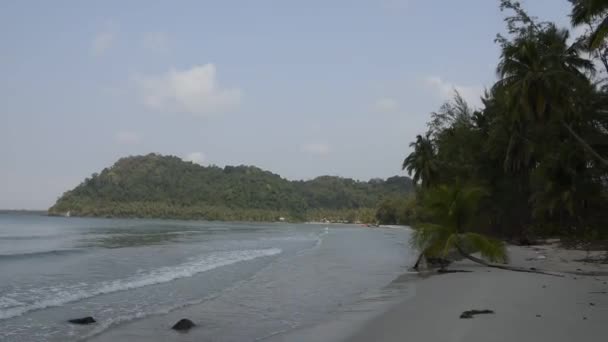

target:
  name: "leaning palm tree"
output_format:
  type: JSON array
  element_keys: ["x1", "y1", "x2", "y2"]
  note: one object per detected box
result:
[
  {"x1": 402, "y1": 133, "x2": 439, "y2": 188},
  {"x1": 411, "y1": 184, "x2": 507, "y2": 269},
  {"x1": 411, "y1": 184, "x2": 565, "y2": 276}
]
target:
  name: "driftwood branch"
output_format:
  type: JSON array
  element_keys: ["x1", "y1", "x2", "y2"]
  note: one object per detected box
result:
[{"x1": 454, "y1": 245, "x2": 566, "y2": 277}]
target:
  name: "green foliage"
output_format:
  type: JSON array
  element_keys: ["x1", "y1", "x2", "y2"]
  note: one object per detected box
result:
[
  {"x1": 375, "y1": 195, "x2": 418, "y2": 225},
  {"x1": 403, "y1": 1, "x2": 608, "y2": 244},
  {"x1": 570, "y1": 0, "x2": 608, "y2": 49},
  {"x1": 410, "y1": 183, "x2": 496, "y2": 261},
  {"x1": 412, "y1": 195, "x2": 507, "y2": 263},
  {"x1": 48, "y1": 154, "x2": 412, "y2": 222},
  {"x1": 422, "y1": 184, "x2": 489, "y2": 232}
]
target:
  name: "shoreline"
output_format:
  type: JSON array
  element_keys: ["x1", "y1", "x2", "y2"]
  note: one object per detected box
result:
[{"x1": 85, "y1": 240, "x2": 608, "y2": 342}]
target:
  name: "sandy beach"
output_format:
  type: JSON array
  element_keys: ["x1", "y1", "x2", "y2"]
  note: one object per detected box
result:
[
  {"x1": 270, "y1": 242, "x2": 608, "y2": 342},
  {"x1": 347, "y1": 243, "x2": 608, "y2": 342}
]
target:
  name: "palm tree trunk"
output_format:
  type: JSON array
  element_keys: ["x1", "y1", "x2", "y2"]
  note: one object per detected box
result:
[
  {"x1": 413, "y1": 252, "x2": 425, "y2": 270},
  {"x1": 454, "y1": 244, "x2": 565, "y2": 277},
  {"x1": 561, "y1": 120, "x2": 608, "y2": 167}
]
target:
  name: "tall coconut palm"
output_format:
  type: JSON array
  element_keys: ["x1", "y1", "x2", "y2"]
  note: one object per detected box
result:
[
  {"x1": 402, "y1": 133, "x2": 439, "y2": 188},
  {"x1": 495, "y1": 23, "x2": 608, "y2": 167}
]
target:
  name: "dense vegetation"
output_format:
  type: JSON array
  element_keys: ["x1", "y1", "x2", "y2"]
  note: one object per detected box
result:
[
  {"x1": 395, "y1": 0, "x2": 608, "y2": 261},
  {"x1": 49, "y1": 154, "x2": 412, "y2": 222}
]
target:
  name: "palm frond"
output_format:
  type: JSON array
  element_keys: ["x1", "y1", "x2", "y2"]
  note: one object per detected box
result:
[
  {"x1": 461, "y1": 232, "x2": 508, "y2": 263},
  {"x1": 590, "y1": 15, "x2": 608, "y2": 49}
]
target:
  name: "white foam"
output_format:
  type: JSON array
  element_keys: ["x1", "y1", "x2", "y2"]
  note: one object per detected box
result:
[
  {"x1": 315, "y1": 229, "x2": 329, "y2": 248},
  {"x1": 0, "y1": 297, "x2": 22, "y2": 309},
  {"x1": 0, "y1": 248, "x2": 281, "y2": 320}
]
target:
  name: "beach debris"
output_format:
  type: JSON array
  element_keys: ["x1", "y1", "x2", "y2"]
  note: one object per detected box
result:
[
  {"x1": 427, "y1": 257, "x2": 451, "y2": 268},
  {"x1": 530, "y1": 267, "x2": 537, "y2": 271},
  {"x1": 589, "y1": 302, "x2": 595, "y2": 306},
  {"x1": 172, "y1": 318, "x2": 196, "y2": 331},
  {"x1": 536, "y1": 314, "x2": 542, "y2": 317},
  {"x1": 589, "y1": 291, "x2": 607, "y2": 294},
  {"x1": 459, "y1": 309, "x2": 494, "y2": 319},
  {"x1": 68, "y1": 316, "x2": 96, "y2": 325},
  {"x1": 437, "y1": 269, "x2": 472, "y2": 274},
  {"x1": 583, "y1": 317, "x2": 588, "y2": 320},
  {"x1": 542, "y1": 285, "x2": 547, "y2": 288}
]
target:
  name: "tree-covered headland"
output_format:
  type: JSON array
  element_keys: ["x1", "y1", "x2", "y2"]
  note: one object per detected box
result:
[{"x1": 49, "y1": 154, "x2": 412, "y2": 222}]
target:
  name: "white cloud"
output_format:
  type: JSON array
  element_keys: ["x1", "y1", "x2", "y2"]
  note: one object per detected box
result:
[
  {"x1": 136, "y1": 64, "x2": 241, "y2": 116},
  {"x1": 424, "y1": 76, "x2": 483, "y2": 107},
  {"x1": 301, "y1": 143, "x2": 330, "y2": 156},
  {"x1": 374, "y1": 97, "x2": 399, "y2": 112},
  {"x1": 114, "y1": 130, "x2": 141, "y2": 145},
  {"x1": 183, "y1": 152, "x2": 206, "y2": 165},
  {"x1": 142, "y1": 32, "x2": 169, "y2": 53}
]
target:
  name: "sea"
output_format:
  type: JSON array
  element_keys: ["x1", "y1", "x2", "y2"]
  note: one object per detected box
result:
[{"x1": 0, "y1": 212, "x2": 415, "y2": 341}]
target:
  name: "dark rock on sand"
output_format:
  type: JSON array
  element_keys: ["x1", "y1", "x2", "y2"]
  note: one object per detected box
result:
[
  {"x1": 459, "y1": 309, "x2": 494, "y2": 319},
  {"x1": 172, "y1": 318, "x2": 196, "y2": 331},
  {"x1": 589, "y1": 302, "x2": 595, "y2": 306},
  {"x1": 68, "y1": 316, "x2": 96, "y2": 325},
  {"x1": 536, "y1": 314, "x2": 542, "y2": 317}
]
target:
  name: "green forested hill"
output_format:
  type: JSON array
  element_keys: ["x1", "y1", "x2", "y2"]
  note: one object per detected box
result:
[{"x1": 49, "y1": 154, "x2": 413, "y2": 222}]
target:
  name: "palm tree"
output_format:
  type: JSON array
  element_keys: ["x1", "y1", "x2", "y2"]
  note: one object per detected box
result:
[
  {"x1": 411, "y1": 184, "x2": 507, "y2": 269},
  {"x1": 411, "y1": 183, "x2": 564, "y2": 276},
  {"x1": 495, "y1": 23, "x2": 608, "y2": 167},
  {"x1": 570, "y1": 0, "x2": 608, "y2": 49},
  {"x1": 402, "y1": 133, "x2": 439, "y2": 188}
]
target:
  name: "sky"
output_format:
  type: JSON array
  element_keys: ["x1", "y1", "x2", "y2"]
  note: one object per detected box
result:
[{"x1": 0, "y1": 0, "x2": 576, "y2": 209}]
